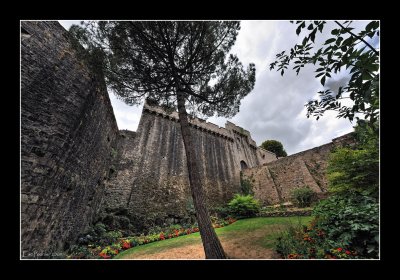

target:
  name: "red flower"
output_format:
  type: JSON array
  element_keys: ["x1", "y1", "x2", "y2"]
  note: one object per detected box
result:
[
  {"x1": 99, "y1": 252, "x2": 110, "y2": 259},
  {"x1": 345, "y1": 250, "x2": 351, "y2": 255},
  {"x1": 337, "y1": 248, "x2": 343, "y2": 252}
]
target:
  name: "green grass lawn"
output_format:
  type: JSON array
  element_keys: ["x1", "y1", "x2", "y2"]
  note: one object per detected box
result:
[{"x1": 115, "y1": 216, "x2": 312, "y2": 259}]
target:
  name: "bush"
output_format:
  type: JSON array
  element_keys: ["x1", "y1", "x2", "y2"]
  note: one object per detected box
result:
[
  {"x1": 327, "y1": 122, "x2": 378, "y2": 198},
  {"x1": 212, "y1": 206, "x2": 230, "y2": 218},
  {"x1": 291, "y1": 186, "x2": 316, "y2": 207},
  {"x1": 276, "y1": 223, "x2": 317, "y2": 259},
  {"x1": 227, "y1": 194, "x2": 260, "y2": 218},
  {"x1": 240, "y1": 172, "x2": 253, "y2": 195},
  {"x1": 275, "y1": 218, "x2": 358, "y2": 259},
  {"x1": 312, "y1": 193, "x2": 379, "y2": 258},
  {"x1": 311, "y1": 122, "x2": 379, "y2": 258}
]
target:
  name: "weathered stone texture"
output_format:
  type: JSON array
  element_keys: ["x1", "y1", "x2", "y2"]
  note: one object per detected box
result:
[
  {"x1": 98, "y1": 103, "x2": 276, "y2": 232},
  {"x1": 21, "y1": 21, "x2": 118, "y2": 256},
  {"x1": 243, "y1": 133, "x2": 356, "y2": 205}
]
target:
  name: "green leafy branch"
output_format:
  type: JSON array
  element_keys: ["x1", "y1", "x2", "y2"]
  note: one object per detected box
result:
[{"x1": 270, "y1": 20, "x2": 379, "y2": 124}]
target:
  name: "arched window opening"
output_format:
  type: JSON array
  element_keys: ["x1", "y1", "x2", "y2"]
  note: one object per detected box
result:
[{"x1": 240, "y1": 160, "x2": 248, "y2": 170}]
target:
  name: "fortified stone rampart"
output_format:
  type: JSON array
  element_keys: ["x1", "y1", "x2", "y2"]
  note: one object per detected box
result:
[
  {"x1": 98, "y1": 103, "x2": 276, "y2": 233},
  {"x1": 243, "y1": 133, "x2": 356, "y2": 205},
  {"x1": 21, "y1": 21, "x2": 119, "y2": 256}
]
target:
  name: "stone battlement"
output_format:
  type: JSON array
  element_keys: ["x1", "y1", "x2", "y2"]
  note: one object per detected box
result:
[{"x1": 143, "y1": 103, "x2": 261, "y2": 144}]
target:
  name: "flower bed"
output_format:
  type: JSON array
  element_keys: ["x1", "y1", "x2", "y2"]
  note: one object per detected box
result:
[{"x1": 67, "y1": 217, "x2": 237, "y2": 259}]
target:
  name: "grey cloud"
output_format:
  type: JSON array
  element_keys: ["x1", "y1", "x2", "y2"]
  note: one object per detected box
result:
[{"x1": 220, "y1": 21, "x2": 354, "y2": 155}]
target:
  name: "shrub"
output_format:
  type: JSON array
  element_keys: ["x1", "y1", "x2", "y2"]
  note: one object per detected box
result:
[
  {"x1": 275, "y1": 218, "x2": 358, "y2": 259},
  {"x1": 291, "y1": 186, "x2": 316, "y2": 207},
  {"x1": 311, "y1": 121, "x2": 379, "y2": 258},
  {"x1": 327, "y1": 123, "x2": 378, "y2": 198},
  {"x1": 240, "y1": 172, "x2": 253, "y2": 195},
  {"x1": 227, "y1": 194, "x2": 260, "y2": 218},
  {"x1": 93, "y1": 223, "x2": 107, "y2": 236},
  {"x1": 276, "y1": 223, "x2": 312, "y2": 259},
  {"x1": 100, "y1": 230, "x2": 123, "y2": 246},
  {"x1": 312, "y1": 193, "x2": 379, "y2": 258},
  {"x1": 212, "y1": 206, "x2": 230, "y2": 218}
]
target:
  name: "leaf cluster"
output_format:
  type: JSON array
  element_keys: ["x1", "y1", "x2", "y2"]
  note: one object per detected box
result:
[
  {"x1": 260, "y1": 139, "x2": 287, "y2": 157},
  {"x1": 270, "y1": 21, "x2": 379, "y2": 124}
]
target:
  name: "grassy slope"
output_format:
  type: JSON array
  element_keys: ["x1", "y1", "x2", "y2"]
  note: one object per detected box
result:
[{"x1": 115, "y1": 216, "x2": 312, "y2": 259}]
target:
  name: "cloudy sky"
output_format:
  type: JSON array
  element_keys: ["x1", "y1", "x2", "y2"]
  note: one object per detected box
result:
[{"x1": 59, "y1": 20, "x2": 375, "y2": 155}]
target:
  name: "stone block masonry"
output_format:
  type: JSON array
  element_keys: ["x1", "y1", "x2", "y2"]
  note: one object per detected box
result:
[
  {"x1": 243, "y1": 133, "x2": 356, "y2": 205},
  {"x1": 98, "y1": 103, "x2": 275, "y2": 233},
  {"x1": 21, "y1": 21, "x2": 119, "y2": 257}
]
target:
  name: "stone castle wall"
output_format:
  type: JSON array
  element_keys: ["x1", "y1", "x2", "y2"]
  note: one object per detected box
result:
[
  {"x1": 98, "y1": 103, "x2": 275, "y2": 232},
  {"x1": 21, "y1": 21, "x2": 119, "y2": 256},
  {"x1": 243, "y1": 133, "x2": 356, "y2": 205}
]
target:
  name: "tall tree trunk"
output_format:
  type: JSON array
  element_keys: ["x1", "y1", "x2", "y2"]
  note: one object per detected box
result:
[{"x1": 176, "y1": 91, "x2": 226, "y2": 259}]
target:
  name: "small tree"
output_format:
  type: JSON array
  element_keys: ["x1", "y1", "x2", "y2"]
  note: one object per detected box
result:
[
  {"x1": 290, "y1": 186, "x2": 316, "y2": 207},
  {"x1": 327, "y1": 120, "x2": 379, "y2": 197},
  {"x1": 260, "y1": 139, "x2": 287, "y2": 157},
  {"x1": 70, "y1": 21, "x2": 256, "y2": 259}
]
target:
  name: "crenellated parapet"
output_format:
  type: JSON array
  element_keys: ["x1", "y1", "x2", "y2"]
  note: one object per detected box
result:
[
  {"x1": 143, "y1": 103, "x2": 234, "y2": 141},
  {"x1": 225, "y1": 121, "x2": 258, "y2": 150}
]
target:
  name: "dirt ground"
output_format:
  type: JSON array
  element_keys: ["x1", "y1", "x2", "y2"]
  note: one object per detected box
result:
[{"x1": 120, "y1": 227, "x2": 281, "y2": 259}]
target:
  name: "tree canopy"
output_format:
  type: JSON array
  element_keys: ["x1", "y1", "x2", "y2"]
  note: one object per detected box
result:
[
  {"x1": 260, "y1": 139, "x2": 287, "y2": 157},
  {"x1": 269, "y1": 21, "x2": 379, "y2": 125},
  {"x1": 70, "y1": 21, "x2": 255, "y2": 118}
]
